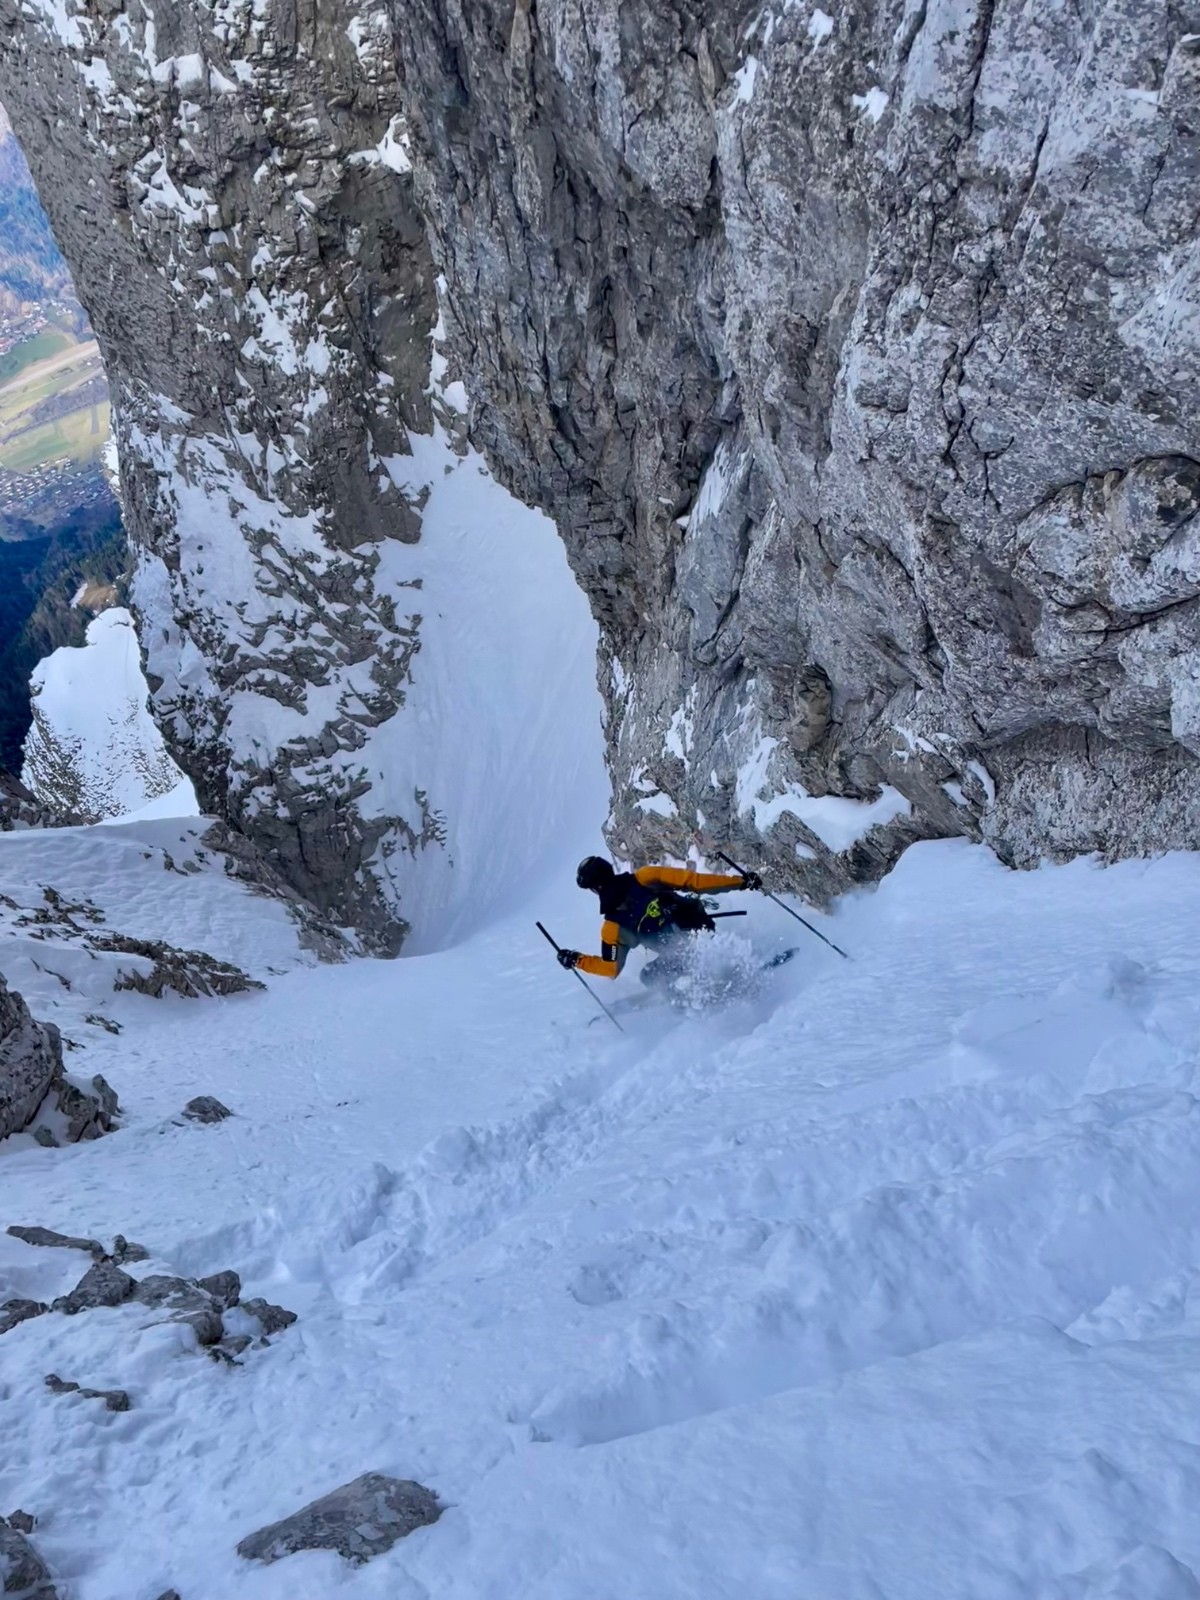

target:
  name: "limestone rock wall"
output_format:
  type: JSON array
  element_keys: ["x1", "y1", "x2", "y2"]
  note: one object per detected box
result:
[
  {"x1": 0, "y1": 0, "x2": 441, "y2": 951},
  {"x1": 4, "y1": 0, "x2": 1200, "y2": 929},
  {"x1": 393, "y1": 0, "x2": 1200, "y2": 894}
]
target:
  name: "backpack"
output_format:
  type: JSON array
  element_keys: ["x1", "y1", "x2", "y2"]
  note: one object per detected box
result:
[{"x1": 600, "y1": 874, "x2": 715, "y2": 939}]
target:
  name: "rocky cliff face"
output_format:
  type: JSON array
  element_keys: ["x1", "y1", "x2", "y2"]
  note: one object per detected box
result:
[
  {"x1": 0, "y1": 971, "x2": 61, "y2": 1140},
  {"x1": 394, "y1": 0, "x2": 1200, "y2": 894},
  {"x1": 3, "y1": 0, "x2": 1199, "y2": 932},
  {"x1": 0, "y1": 0, "x2": 442, "y2": 951}
]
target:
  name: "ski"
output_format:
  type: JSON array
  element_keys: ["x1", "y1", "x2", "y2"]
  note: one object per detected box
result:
[
  {"x1": 762, "y1": 947, "x2": 799, "y2": 970},
  {"x1": 588, "y1": 991, "x2": 662, "y2": 1024}
]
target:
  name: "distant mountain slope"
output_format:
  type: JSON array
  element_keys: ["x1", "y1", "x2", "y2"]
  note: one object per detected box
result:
[{"x1": 22, "y1": 605, "x2": 192, "y2": 822}]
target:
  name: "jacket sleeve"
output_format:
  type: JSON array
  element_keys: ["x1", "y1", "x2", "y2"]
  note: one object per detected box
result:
[
  {"x1": 634, "y1": 865, "x2": 745, "y2": 894},
  {"x1": 576, "y1": 918, "x2": 627, "y2": 980}
]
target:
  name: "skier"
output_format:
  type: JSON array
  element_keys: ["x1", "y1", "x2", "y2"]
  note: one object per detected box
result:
[{"x1": 556, "y1": 856, "x2": 762, "y2": 987}]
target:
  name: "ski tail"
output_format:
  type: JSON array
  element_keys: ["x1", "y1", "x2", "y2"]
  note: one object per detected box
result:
[{"x1": 762, "y1": 948, "x2": 799, "y2": 971}]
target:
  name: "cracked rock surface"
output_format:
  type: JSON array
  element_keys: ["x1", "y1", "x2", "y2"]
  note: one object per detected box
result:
[
  {"x1": 236, "y1": 1472, "x2": 440, "y2": 1566},
  {"x1": 0, "y1": 1515, "x2": 59, "y2": 1599},
  {"x1": 0, "y1": 0, "x2": 439, "y2": 953},
  {"x1": 0, "y1": 975, "x2": 61, "y2": 1143},
  {"x1": 4, "y1": 1248, "x2": 298, "y2": 1361},
  {"x1": 394, "y1": 0, "x2": 1200, "y2": 891},
  {"x1": 3, "y1": 0, "x2": 1199, "y2": 919},
  {"x1": 0, "y1": 975, "x2": 116, "y2": 1146}
]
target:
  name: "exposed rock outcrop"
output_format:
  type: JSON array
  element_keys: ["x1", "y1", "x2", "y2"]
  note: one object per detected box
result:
[
  {"x1": 1, "y1": 965, "x2": 120, "y2": 1147},
  {"x1": 181, "y1": 1096, "x2": 232, "y2": 1125},
  {"x1": 3, "y1": 0, "x2": 1199, "y2": 923},
  {"x1": 0, "y1": 767, "x2": 61, "y2": 830},
  {"x1": 0, "y1": 1515, "x2": 59, "y2": 1599},
  {"x1": 95, "y1": 934, "x2": 265, "y2": 1000},
  {"x1": 237, "y1": 1473, "x2": 440, "y2": 1566},
  {"x1": 0, "y1": 973, "x2": 60, "y2": 1141},
  {"x1": 0, "y1": 0, "x2": 441, "y2": 953},
  {"x1": 6, "y1": 1247, "x2": 297, "y2": 1358},
  {"x1": 44, "y1": 1373, "x2": 131, "y2": 1412}
]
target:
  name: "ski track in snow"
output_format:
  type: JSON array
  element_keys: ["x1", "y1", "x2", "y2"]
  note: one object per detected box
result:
[{"x1": 5, "y1": 831, "x2": 1200, "y2": 1595}]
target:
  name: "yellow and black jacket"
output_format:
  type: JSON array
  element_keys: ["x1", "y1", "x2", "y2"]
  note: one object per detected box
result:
[{"x1": 576, "y1": 865, "x2": 746, "y2": 979}]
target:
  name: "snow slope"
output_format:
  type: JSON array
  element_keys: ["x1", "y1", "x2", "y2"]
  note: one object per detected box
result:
[
  {"x1": 5, "y1": 825, "x2": 1200, "y2": 1597},
  {"x1": 0, "y1": 817, "x2": 311, "y2": 1061},
  {"x1": 21, "y1": 608, "x2": 196, "y2": 823}
]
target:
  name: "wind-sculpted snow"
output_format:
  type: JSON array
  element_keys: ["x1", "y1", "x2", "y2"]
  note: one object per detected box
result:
[{"x1": 5, "y1": 828, "x2": 1200, "y2": 1593}]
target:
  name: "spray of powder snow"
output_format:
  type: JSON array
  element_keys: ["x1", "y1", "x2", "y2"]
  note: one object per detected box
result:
[{"x1": 656, "y1": 931, "x2": 767, "y2": 1010}]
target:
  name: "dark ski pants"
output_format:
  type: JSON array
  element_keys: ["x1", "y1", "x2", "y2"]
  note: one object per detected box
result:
[{"x1": 638, "y1": 930, "x2": 701, "y2": 989}]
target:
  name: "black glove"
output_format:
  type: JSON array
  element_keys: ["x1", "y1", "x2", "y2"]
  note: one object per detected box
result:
[
  {"x1": 557, "y1": 948, "x2": 582, "y2": 969},
  {"x1": 740, "y1": 871, "x2": 763, "y2": 892}
]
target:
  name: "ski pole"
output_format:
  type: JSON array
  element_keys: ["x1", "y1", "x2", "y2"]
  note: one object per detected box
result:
[
  {"x1": 717, "y1": 850, "x2": 851, "y2": 960},
  {"x1": 535, "y1": 921, "x2": 625, "y2": 1032},
  {"x1": 709, "y1": 910, "x2": 747, "y2": 918}
]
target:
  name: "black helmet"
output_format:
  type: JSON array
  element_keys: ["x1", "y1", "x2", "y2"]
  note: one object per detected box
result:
[{"x1": 576, "y1": 855, "x2": 614, "y2": 891}]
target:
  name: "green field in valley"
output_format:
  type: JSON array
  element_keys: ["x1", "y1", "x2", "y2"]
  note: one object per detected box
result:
[
  {"x1": 0, "y1": 399, "x2": 110, "y2": 473},
  {"x1": 0, "y1": 324, "x2": 72, "y2": 385},
  {"x1": 0, "y1": 321, "x2": 109, "y2": 475}
]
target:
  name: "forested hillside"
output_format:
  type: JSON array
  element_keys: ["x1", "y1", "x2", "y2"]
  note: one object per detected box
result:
[{"x1": 0, "y1": 498, "x2": 125, "y2": 769}]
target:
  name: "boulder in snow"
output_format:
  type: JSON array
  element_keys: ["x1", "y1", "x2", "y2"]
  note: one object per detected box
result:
[
  {"x1": 0, "y1": 1515, "x2": 59, "y2": 1598},
  {"x1": 44, "y1": 1374, "x2": 131, "y2": 1412},
  {"x1": 131, "y1": 1274, "x2": 225, "y2": 1345},
  {"x1": 112, "y1": 1235, "x2": 149, "y2": 1264},
  {"x1": 4, "y1": 1226, "x2": 146, "y2": 1265},
  {"x1": 181, "y1": 1097, "x2": 233, "y2": 1124},
  {"x1": 6, "y1": 1226, "x2": 106, "y2": 1259},
  {"x1": 196, "y1": 1271, "x2": 241, "y2": 1309},
  {"x1": 51, "y1": 1072, "x2": 121, "y2": 1142},
  {"x1": 130, "y1": 1275, "x2": 214, "y2": 1311},
  {"x1": 51, "y1": 1262, "x2": 136, "y2": 1315},
  {"x1": 0, "y1": 1299, "x2": 47, "y2": 1337},
  {"x1": 237, "y1": 1472, "x2": 441, "y2": 1566},
  {"x1": 240, "y1": 1298, "x2": 298, "y2": 1337}
]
